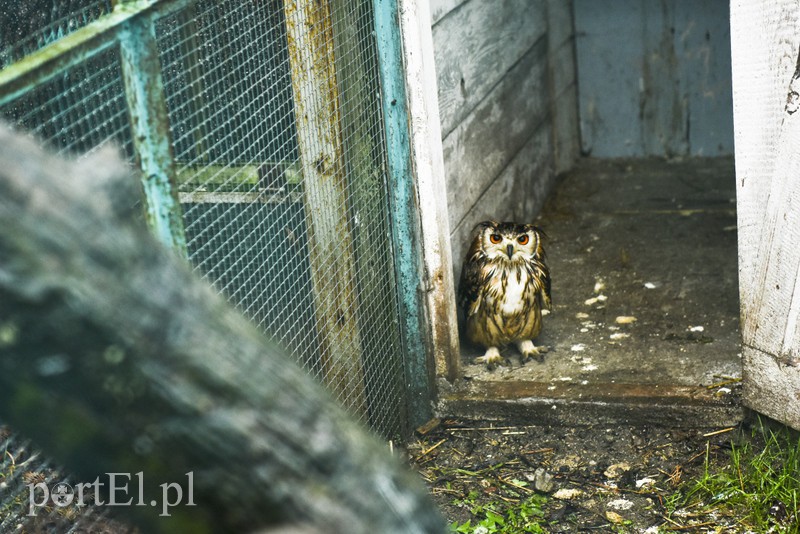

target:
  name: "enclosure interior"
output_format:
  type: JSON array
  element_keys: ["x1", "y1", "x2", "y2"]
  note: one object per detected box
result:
[{"x1": 435, "y1": 0, "x2": 740, "y2": 424}]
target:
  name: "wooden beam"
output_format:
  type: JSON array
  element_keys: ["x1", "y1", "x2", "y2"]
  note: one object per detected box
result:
[
  {"x1": 396, "y1": 0, "x2": 461, "y2": 380},
  {"x1": 284, "y1": 0, "x2": 367, "y2": 415},
  {"x1": 372, "y1": 0, "x2": 434, "y2": 430}
]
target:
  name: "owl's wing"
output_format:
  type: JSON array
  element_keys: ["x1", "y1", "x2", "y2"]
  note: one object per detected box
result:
[
  {"x1": 538, "y1": 262, "x2": 552, "y2": 311},
  {"x1": 458, "y1": 258, "x2": 484, "y2": 316}
]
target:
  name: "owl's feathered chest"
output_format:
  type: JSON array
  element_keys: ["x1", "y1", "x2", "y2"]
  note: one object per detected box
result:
[
  {"x1": 461, "y1": 258, "x2": 545, "y2": 346},
  {"x1": 482, "y1": 263, "x2": 535, "y2": 316}
]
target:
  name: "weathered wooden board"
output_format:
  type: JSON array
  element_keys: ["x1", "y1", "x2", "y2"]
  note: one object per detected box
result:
[
  {"x1": 551, "y1": 83, "x2": 579, "y2": 175},
  {"x1": 429, "y1": 0, "x2": 467, "y2": 25},
  {"x1": 449, "y1": 123, "x2": 554, "y2": 280},
  {"x1": 731, "y1": 0, "x2": 800, "y2": 430},
  {"x1": 546, "y1": 0, "x2": 575, "y2": 52},
  {"x1": 674, "y1": 1, "x2": 735, "y2": 155},
  {"x1": 442, "y1": 37, "x2": 549, "y2": 233},
  {"x1": 284, "y1": 0, "x2": 367, "y2": 415},
  {"x1": 398, "y1": 0, "x2": 461, "y2": 379},
  {"x1": 547, "y1": 1, "x2": 579, "y2": 176},
  {"x1": 574, "y1": 0, "x2": 733, "y2": 157},
  {"x1": 731, "y1": 0, "x2": 799, "y2": 309},
  {"x1": 433, "y1": 0, "x2": 546, "y2": 137}
]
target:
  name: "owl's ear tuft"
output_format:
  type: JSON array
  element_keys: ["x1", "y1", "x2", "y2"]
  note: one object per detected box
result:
[
  {"x1": 528, "y1": 225, "x2": 548, "y2": 240},
  {"x1": 473, "y1": 220, "x2": 498, "y2": 233}
]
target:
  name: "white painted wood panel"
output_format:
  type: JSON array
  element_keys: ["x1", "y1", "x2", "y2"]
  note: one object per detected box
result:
[
  {"x1": 732, "y1": 0, "x2": 800, "y2": 429},
  {"x1": 433, "y1": 0, "x2": 547, "y2": 136}
]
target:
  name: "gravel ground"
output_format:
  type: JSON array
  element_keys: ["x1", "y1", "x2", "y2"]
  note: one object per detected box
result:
[{"x1": 409, "y1": 415, "x2": 758, "y2": 532}]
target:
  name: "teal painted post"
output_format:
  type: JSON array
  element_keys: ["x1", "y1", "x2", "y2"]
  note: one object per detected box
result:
[
  {"x1": 118, "y1": 10, "x2": 187, "y2": 255},
  {"x1": 373, "y1": 0, "x2": 435, "y2": 430}
]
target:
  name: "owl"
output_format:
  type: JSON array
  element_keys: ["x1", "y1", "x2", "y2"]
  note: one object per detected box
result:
[{"x1": 459, "y1": 220, "x2": 552, "y2": 368}]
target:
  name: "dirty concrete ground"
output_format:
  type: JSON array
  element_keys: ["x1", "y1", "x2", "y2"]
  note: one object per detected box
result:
[
  {"x1": 408, "y1": 417, "x2": 763, "y2": 532},
  {"x1": 423, "y1": 158, "x2": 750, "y2": 531},
  {"x1": 445, "y1": 157, "x2": 742, "y2": 427}
]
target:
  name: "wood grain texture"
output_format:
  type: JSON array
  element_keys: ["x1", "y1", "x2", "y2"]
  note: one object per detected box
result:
[
  {"x1": 284, "y1": 0, "x2": 367, "y2": 415},
  {"x1": 433, "y1": 0, "x2": 546, "y2": 137},
  {"x1": 0, "y1": 124, "x2": 445, "y2": 533},
  {"x1": 731, "y1": 0, "x2": 800, "y2": 308},
  {"x1": 399, "y1": 0, "x2": 461, "y2": 380},
  {"x1": 743, "y1": 347, "x2": 800, "y2": 430},
  {"x1": 442, "y1": 37, "x2": 549, "y2": 233},
  {"x1": 731, "y1": 0, "x2": 800, "y2": 430},
  {"x1": 429, "y1": 0, "x2": 467, "y2": 24}
]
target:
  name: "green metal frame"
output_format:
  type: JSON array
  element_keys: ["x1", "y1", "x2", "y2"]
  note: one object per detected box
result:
[
  {"x1": 0, "y1": 0, "x2": 436, "y2": 432},
  {"x1": 372, "y1": 0, "x2": 436, "y2": 430},
  {"x1": 0, "y1": 0, "x2": 190, "y2": 254}
]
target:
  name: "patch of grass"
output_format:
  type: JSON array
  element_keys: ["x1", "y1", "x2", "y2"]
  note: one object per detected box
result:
[
  {"x1": 449, "y1": 490, "x2": 547, "y2": 534},
  {"x1": 667, "y1": 421, "x2": 800, "y2": 532}
]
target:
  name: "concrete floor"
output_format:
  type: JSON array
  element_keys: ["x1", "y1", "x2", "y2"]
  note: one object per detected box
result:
[{"x1": 441, "y1": 158, "x2": 743, "y2": 426}]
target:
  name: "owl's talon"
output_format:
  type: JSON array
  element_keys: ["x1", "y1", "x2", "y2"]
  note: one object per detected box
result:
[
  {"x1": 517, "y1": 340, "x2": 546, "y2": 364},
  {"x1": 475, "y1": 347, "x2": 503, "y2": 370}
]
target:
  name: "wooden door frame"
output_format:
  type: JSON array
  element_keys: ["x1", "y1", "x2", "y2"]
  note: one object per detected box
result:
[{"x1": 731, "y1": 0, "x2": 800, "y2": 430}]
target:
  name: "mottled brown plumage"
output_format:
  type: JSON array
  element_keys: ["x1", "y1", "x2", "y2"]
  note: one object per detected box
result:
[{"x1": 459, "y1": 220, "x2": 551, "y2": 367}]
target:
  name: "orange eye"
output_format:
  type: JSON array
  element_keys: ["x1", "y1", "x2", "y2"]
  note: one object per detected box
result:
[
  {"x1": 489, "y1": 233, "x2": 502, "y2": 244},
  {"x1": 517, "y1": 234, "x2": 529, "y2": 245}
]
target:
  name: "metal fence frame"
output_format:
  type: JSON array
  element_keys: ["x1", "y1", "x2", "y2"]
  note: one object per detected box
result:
[{"x1": 0, "y1": 0, "x2": 437, "y2": 435}]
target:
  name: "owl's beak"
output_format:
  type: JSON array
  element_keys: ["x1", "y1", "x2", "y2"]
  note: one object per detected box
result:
[{"x1": 506, "y1": 244, "x2": 514, "y2": 258}]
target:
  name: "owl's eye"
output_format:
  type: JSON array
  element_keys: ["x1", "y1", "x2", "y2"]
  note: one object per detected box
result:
[
  {"x1": 489, "y1": 233, "x2": 502, "y2": 244},
  {"x1": 517, "y1": 235, "x2": 530, "y2": 245}
]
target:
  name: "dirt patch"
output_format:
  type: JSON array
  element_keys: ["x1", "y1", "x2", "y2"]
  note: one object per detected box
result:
[{"x1": 409, "y1": 417, "x2": 758, "y2": 532}]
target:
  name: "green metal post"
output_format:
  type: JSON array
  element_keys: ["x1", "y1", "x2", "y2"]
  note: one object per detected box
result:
[
  {"x1": 372, "y1": 0, "x2": 435, "y2": 430},
  {"x1": 118, "y1": 6, "x2": 187, "y2": 255}
]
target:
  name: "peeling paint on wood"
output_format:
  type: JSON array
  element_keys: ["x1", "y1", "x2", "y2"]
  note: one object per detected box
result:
[
  {"x1": 373, "y1": 0, "x2": 434, "y2": 429},
  {"x1": 397, "y1": 0, "x2": 461, "y2": 381}
]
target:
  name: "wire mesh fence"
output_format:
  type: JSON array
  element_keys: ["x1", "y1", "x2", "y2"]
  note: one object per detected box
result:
[{"x1": 0, "y1": 0, "x2": 412, "y2": 529}]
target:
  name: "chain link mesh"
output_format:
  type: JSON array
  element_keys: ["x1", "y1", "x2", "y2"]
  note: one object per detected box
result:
[{"x1": 1, "y1": 0, "x2": 409, "y2": 529}]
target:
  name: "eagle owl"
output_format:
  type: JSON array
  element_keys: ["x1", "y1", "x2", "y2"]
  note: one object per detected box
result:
[{"x1": 459, "y1": 221, "x2": 552, "y2": 367}]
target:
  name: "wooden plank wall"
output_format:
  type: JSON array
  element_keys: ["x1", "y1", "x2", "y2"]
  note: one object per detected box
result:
[
  {"x1": 574, "y1": 0, "x2": 733, "y2": 158},
  {"x1": 430, "y1": 0, "x2": 579, "y2": 277}
]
